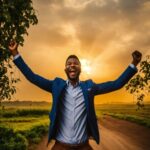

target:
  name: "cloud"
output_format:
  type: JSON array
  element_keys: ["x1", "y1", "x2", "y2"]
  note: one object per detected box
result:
[
  {"x1": 31, "y1": 0, "x2": 150, "y2": 66},
  {"x1": 31, "y1": 0, "x2": 150, "y2": 74},
  {"x1": 15, "y1": 0, "x2": 150, "y2": 102},
  {"x1": 29, "y1": 26, "x2": 72, "y2": 47}
]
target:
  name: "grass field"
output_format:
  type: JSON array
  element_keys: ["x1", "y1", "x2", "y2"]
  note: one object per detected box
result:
[
  {"x1": 0, "y1": 102, "x2": 50, "y2": 132},
  {"x1": 95, "y1": 104, "x2": 150, "y2": 128},
  {"x1": 0, "y1": 101, "x2": 51, "y2": 150},
  {"x1": 1, "y1": 101, "x2": 150, "y2": 130},
  {"x1": 0, "y1": 101, "x2": 150, "y2": 150}
]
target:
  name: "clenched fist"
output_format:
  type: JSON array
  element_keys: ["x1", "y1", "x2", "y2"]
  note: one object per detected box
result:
[
  {"x1": 132, "y1": 50, "x2": 142, "y2": 66},
  {"x1": 8, "y1": 41, "x2": 19, "y2": 57}
]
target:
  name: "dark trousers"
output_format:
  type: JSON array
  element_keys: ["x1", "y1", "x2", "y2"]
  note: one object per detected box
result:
[{"x1": 51, "y1": 140, "x2": 93, "y2": 150}]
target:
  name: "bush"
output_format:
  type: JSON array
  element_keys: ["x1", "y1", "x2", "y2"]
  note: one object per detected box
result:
[
  {"x1": 0, "y1": 126, "x2": 28, "y2": 150},
  {"x1": 25, "y1": 124, "x2": 48, "y2": 144},
  {"x1": 2, "y1": 111, "x2": 18, "y2": 117},
  {"x1": 17, "y1": 109, "x2": 49, "y2": 116},
  {"x1": 1, "y1": 109, "x2": 49, "y2": 118}
]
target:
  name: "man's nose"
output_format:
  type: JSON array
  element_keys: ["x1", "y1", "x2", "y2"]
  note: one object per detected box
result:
[{"x1": 70, "y1": 63, "x2": 76, "y2": 67}]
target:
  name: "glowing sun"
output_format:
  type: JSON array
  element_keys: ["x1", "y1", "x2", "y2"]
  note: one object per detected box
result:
[{"x1": 80, "y1": 59, "x2": 92, "y2": 75}]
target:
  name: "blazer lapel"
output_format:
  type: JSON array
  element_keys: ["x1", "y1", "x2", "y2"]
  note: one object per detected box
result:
[{"x1": 55, "y1": 81, "x2": 66, "y2": 103}]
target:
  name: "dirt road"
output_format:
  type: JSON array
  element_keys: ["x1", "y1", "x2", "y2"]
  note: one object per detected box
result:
[{"x1": 35, "y1": 116, "x2": 150, "y2": 150}]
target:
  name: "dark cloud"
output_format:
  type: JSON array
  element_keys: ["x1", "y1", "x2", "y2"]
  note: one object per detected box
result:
[{"x1": 118, "y1": 0, "x2": 145, "y2": 13}]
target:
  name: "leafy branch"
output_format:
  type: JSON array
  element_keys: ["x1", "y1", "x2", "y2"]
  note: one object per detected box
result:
[
  {"x1": 126, "y1": 55, "x2": 150, "y2": 109},
  {"x1": 0, "y1": 0, "x2": 38, "y2": 102}
]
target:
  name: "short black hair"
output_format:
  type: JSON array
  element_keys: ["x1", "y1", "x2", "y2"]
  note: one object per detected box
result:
[{"x1": 65, "y1": 55, "x2": 81, "y2": 65}]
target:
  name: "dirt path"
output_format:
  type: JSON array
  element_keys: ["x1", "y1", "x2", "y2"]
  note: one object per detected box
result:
[{"x1": 35, "y1": 116, "x2": 150, "y2": 150}]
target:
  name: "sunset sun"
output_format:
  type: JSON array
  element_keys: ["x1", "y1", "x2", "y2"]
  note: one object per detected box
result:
[{"x1": 80, "y1": 59, "x2": 92, "y2": 75}]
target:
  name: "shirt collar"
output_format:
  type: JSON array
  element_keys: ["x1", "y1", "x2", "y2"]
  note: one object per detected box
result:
[{"x1": 66, "y1": 80, "x2": 80, "y2": 87}]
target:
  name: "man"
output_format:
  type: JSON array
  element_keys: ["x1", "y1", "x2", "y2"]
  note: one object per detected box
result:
[{"x1": 9, "y1": 42, "x2": 142, "y2": 150}]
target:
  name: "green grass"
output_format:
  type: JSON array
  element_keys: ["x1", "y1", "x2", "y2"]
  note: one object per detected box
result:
[
  {"x1": 95, "y1": 104, "x2": 150, "y2": 128},
  {"x1": 0, "y1": 107, "x2": 50, "y2": 131},
  {"x1": 0, "y1": 116, "x2": 49, "y2": 132},
  {"x1": 0, "y1": 108, "x2": 49, "y2": 117},
  {"x1": 0, "y1": 102, "x2": 51, "y2": 150},
  {"x1": 1, "y1": 101, "x2": 150, "y2": 150},
  {"x1": 106, "y1": 113, "x2": 150, "y2": 127}
]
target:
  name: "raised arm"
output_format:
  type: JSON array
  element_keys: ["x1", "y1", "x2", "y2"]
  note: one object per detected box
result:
[
  {"x1": 8, "y1": 41, "x2": 53, "y2": 93},
  {"x1": 94, "y1": 50, "x2": 142, "y2": 95}
]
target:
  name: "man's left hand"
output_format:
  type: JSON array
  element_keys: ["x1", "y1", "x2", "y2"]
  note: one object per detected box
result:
[{"x1": 132, "y1": 50, "x2": 142, "y2": 66}]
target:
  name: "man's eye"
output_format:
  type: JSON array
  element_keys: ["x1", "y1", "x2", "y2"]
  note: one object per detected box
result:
[{"x1": 66, "y1": 63, "x2": 79, "y2": 66}]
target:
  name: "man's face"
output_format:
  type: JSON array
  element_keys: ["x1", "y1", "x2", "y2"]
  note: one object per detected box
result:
[{"x1": 65, "y1": 58, "x2": 81, "y2": 81}]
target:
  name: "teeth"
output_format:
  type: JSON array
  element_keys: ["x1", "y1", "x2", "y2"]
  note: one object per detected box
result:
[
  {"x1": 70, "y1": 70, "x2": 76, "y2": 72},
  {"x1": 69, "y1": 71, "x2": 76, "y2": 74}
]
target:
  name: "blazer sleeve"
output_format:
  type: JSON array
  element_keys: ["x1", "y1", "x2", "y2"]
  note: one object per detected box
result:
[
  {"x1": 94, "y1": 66, "x2": 138, "y2": 95},
  {"x1": 13, "y1": 56, "x2": 53, "y2": 93}
]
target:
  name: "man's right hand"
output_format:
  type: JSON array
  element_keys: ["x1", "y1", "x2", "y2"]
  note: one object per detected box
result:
[{"x1": 8, "y1": 41, "x2": 19, "y2": 57}]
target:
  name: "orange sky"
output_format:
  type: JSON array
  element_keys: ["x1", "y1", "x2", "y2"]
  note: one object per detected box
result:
[{"x1": 11, "y1": 0, "x2": 150, "y2": 104}]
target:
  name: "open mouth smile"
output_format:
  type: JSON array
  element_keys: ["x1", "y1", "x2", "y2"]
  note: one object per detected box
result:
[{"x1": 69, "y1": 70, "x2": 77, "y2": 76}]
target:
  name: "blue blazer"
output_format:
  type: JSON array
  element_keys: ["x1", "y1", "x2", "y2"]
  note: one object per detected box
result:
[{"x1": 13, "y1": 56, "x2": 137, "y2": 144}]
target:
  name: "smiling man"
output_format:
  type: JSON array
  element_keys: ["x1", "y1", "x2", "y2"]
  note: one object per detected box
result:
[
  {"x1": 9, "y1": 41, "x2": 142, "y2": 150},
  {"x1": 65, "y1": 55, "x2": 81, "y2": 85}
]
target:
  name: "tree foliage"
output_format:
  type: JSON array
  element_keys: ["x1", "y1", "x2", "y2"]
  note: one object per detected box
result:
[
  {"x1": 126, "y1": 55, "x2": 150, "y2": 108},
  {"x1": 0, "y1": 0, "x2": 38, "y2": 102}
]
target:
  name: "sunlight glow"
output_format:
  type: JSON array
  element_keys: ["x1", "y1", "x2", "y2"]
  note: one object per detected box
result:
[{"x1": 80, "y1": 59, "x2": 92, "y2": 75}]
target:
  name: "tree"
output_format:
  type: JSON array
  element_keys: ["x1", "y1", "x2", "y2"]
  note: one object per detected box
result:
[
  {"x1": 126, "y1": 55, "x2": 150, "y2": 109},
  {"x1": 0, "y1": 0, "x2": 38, "y2": 102}
]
